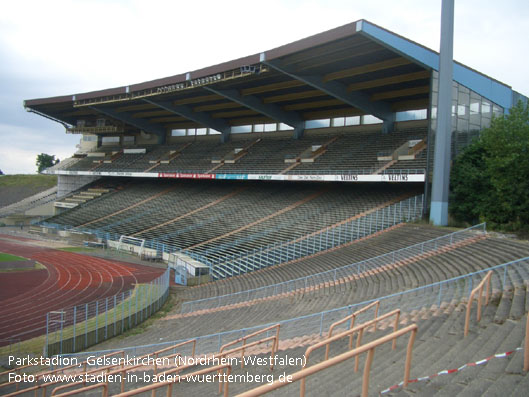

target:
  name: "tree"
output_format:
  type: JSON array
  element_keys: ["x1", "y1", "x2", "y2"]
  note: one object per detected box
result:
[
  {"x1": 450, "y1": 101, "x2": 529, "y2": 231},
  {"x1": 36, "y1": 153, "x2": 60, "y2": 173},
  {"x1": 449, "y1": 140, "x2": 490, "y2": 224}
]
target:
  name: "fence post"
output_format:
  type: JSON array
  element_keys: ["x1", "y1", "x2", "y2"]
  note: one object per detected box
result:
[
  {"x1": 135, "y1": 288, "x2": 139, "y2": 325},
  {"x1": 105, "y1": 297, "x2": 108, "y2": 340},
  {"x1": 45, "y1": 312, "x2": 49, "y2": 357},
  {"x1": 121, "y1": 292, "x2": 125, "y2": 333},
  {"x1": 73, "y1": 306, "x2": 77, "y2": 353},
  {"x1": 114, "y1": 295, "x2": 117, "y2": 336},
  {"x1": 319, "y1": 312, "x2": 324, "y2": 336},
  {"x1": 85, "y1": 303, "x2": 88, "y2": 349},
  {"x1": 95, "y1": 300, "x2": 99, "y2": 344},
  {"x1": 60, "y1": 311, "x2": 64, "y2": 356}
]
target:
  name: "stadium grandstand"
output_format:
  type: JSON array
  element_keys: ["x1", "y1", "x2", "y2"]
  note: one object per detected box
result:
[{"x1": 0, "y1": 19, "x2": 527, "y2": 396}]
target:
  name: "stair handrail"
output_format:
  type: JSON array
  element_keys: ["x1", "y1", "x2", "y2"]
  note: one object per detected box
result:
[
  {"x1": 464, "y1": 270, "x2": 492, "y2": 337},
  {"x1": 236, "y1": 324, "x2": 418, "y2": 397}
]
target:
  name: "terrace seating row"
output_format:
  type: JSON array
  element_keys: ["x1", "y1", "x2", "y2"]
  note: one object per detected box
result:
[
  {"x1": 85, "y1": 229, "x2": 529, "y2": 355},
  {"x1": 177, "y1": 224, "x2": 451, "y2": 301},
  {"x1": 45, "y1": 179, "x2": 421, "y2": 264},
  {"x1": 4, "y1": 224, "x2": 528, "y2": 396},
  {"x1": 36, "y1": 234, "x2": 525, "y2": 397},
  {"x1": 59, "y1": 126, "x2": 429, "y2": 175}
]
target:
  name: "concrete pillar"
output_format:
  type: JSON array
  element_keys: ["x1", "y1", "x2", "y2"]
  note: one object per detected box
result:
[{"x1": 430, "y1": 0, "x2": 454, "y2": 226}]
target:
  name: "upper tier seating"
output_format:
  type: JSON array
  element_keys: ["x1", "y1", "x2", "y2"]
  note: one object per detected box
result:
[{"x1": 61, "y1": 125, "x2": 429, "y2": 175}]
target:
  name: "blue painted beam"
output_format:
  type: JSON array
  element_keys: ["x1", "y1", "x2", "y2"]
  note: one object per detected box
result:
[
  {"x1": 358, "y1": 20, "x2": 513, "y2": 110},
  {"x1": 143, "y1": 98, "x2": 232, "y2": 143},
  {"x1": 203, "y1": 86, "x2": 305, "y2": 133},
  {"x1": 264, "y1": 59, "x2": 395, "y2": 133},
  {"x1": 90, "y1": 105, "x2": 167, "y2": 144}
]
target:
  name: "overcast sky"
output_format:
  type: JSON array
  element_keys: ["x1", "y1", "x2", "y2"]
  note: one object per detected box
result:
[{"x1": 0, "y1": 0, "x2": 527, "y2": 174}]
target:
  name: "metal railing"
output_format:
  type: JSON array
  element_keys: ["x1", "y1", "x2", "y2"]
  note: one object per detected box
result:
[
  {"x1": 206, "y1": 194, "x2": 425, "y2": 279},
  {"x1": 55, "y1": 255, "x2": 529, "y2": 369},
  {"x1": 237, "y1": 325, "x2": 418, "y2": 397},
  {"x1": 523, "y1": 312, "x2": 529, "y2": 372},
  {"x1": 45, "y1": 268, "x2": 170, "y2": 356},
  {"x1": 325, "y1": 300, "x2": 380, "y2": 360},
  {"x1": 40, "y1": 194, "x2": 426, "y2": 280},
  {"x1": 181, "y1": 222, "x2": 486, "y2": 313},
  {"x1": 464, "y1": 270, "x2": 492, "y2": 337}
]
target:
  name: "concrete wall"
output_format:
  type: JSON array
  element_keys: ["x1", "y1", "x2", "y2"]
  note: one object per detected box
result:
[{"x1": 57, "y1": 175, "x2": 100, "y2": 198}]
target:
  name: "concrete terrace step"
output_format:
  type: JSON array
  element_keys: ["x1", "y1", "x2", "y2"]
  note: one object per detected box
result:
[
  {"x1": 176, "y1": 224, "x2": 453, "y2": 302},
  {"x1": 86, "y1": 236, "x2": 529, "y2": 354}
]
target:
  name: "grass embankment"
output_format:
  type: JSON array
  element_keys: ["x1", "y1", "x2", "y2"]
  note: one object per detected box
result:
[
  {"x1": 0, "y1": 174, "x2": 57, "y2": 208},
  {"x1": 0, "y1": 174, "x2": 57, "y2": 188}
]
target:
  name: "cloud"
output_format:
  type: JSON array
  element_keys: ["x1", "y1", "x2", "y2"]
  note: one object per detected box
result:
[{"x1": 0, "y1": 0, "x2": 528, "y2": 174}]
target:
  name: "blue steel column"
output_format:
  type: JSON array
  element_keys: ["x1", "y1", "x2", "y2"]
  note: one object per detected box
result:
[{"x1": 430, "y1": 0, "x2": 454, "y2": 226}]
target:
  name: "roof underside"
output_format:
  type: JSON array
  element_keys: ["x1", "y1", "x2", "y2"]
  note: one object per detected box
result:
[{"x1": 24, "y1": 20, "x2": 511, "y2": 135}]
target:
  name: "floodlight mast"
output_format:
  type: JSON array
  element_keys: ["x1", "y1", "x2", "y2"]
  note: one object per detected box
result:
[{"x1": 430, "y1": 0, "x2": 455, "y2": 226}]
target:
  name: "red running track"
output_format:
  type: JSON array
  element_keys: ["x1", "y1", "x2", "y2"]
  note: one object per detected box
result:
[{"x1": 0, "y1": 236, "x2": 164, "y2": 344}]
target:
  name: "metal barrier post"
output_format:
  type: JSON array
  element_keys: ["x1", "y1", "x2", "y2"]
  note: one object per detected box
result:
[
  {"x1": 85, "y1": 303, "x2": 88, "y2": 348},
  {"x1": 113, "y1": 295, "x2": 117, "y2": 336},
  {"x1": 45, "y1": 312, "x2": 49, "y2": 357},
  {"x1": 523, "y1": 312, "x2": 529, "y2": 372},
  {"x1": 73, "y1": 306, "x2": 77, "y2": 352},
  {"x1": 105, "y1": 297, "x2": 108, "y2": 340},
  {"x1": 135, "y1": 287, "x2": 139, "y2": 325},
  {"x1": 95, "y1": 300, "x2": 99, "y2": 344}
]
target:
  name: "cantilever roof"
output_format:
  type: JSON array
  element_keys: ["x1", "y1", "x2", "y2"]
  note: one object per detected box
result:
[{"x1": 24, "y1": 20, "x2": 516, "y2": 134}]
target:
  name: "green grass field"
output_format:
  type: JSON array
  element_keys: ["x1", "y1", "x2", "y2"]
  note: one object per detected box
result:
[
  {"x1": 0, "y1": 252, "x2": 27, "y2": 262},
  {"x1": 0, "y1": 174, "x2": 57, "y2": 188},
  {"x1": 57, "y1": 247, "x2": 95, "y2": 253}
]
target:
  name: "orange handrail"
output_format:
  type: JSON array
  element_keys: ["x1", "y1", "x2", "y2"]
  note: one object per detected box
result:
[
  {"x1": 236, "y1": 324, "x2": 418, "y2": 397},
  {"x1": 219, "y1": 324, "x2": 281, "y2": 356},
  {"x1": 219, "y1": 336, "x2": 278, "y2": 370},
  {"x1": 52, "y1": 383, "x2": 108, "y2": 397},
  {"x1": 50, "y1": 364, "x2": 143, "y2": 396},
  {"x1": 217, "y1": 335, "x2": 278, "y2": 394},
  {"x1": 301, "y1": 309, "x2": 400, "y2": 395},
  {"x1": 523, "y1": 312, "x2": 529, "y2": 371},
  {"x1": 112, "y1": 364, "x2": 232, "y2": 397},
  {"x1": 152, "y1": 339, "x2": 196, "y2": 359},
  {"x1": 1, "y1": 351, "x2": 125, "y2": 396},
  {"x1": 0, "y1": 364, "x2": 34, "y2": 379},
  {"x1": 151, "y1": 339, "x2": 196, "y2": 375},
  {"x1": 325, "y1": 300, "x2": 380, "y2": 360},
  {"x1": 464, "y1": 271, "x2": 492, "y2": 337},
  {"x1": 0, "y1": 364, "x2": 40, "y2": 392}
]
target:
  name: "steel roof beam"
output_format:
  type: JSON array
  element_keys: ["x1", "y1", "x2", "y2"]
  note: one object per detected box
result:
[
  {"x1": 143, "y1": 98, "x2": 231, "y2": 142},
  {"x1": 90, "y1": 105, "x2": 167, "y2": 144},
  {"x1": 203, "y1": 86, "x2": 305, "y2": 139},
  {"x1": 264, "y1": 59, "x2": 396, "y2": 133}
]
